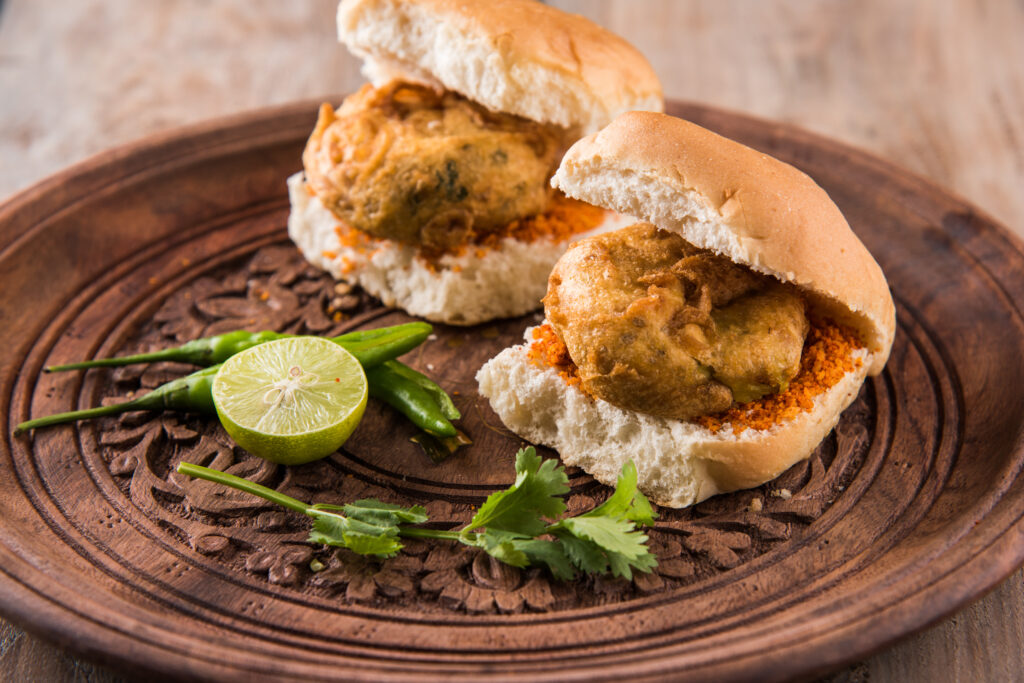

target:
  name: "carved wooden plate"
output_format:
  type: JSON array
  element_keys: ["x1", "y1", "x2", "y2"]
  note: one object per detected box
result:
[{"x1": 2, "y1": 100, "x2": 1023, "y2": 682}]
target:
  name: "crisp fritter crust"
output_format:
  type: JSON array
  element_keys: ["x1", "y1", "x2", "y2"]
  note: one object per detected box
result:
[
  {"x1": 544, "y1": 223, "x2": 809, "y2": 420},
  {"x1": 302, "y1": 81, "x2": 565, "y2": 249}
]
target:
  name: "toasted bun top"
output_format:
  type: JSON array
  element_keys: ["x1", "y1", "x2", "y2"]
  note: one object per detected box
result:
[
  {"x1": 551, "y1": 111, "x2": 895, "y2": 374},
  {"x1": 336, "y1": 0, "x2": 663, "y2": 133}
]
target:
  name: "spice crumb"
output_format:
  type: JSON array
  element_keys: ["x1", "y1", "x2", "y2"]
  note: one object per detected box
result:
[
  {"x1": 527, "y1": 324, "x2": 581, "y2": 389},
  {"x1": 329, "y1": 194, "x2": 606, "y2": 272},
  {"x1": 528, "y1": 316, "x2": 865, "y2": 435}
]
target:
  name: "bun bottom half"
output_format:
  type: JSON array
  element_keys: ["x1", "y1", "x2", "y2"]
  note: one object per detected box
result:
[
  {"x1": 287, "y1": 173, "x2": 630, "y2": 326},
  {"x1": 476, "y1": 329, "x2": 872, "y2": 508}
]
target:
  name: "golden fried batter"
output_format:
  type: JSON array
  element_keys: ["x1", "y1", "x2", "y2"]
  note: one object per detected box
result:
[
  {"x1": 303, "y1": 81, "x2": 566, "y2": 249},
  {"x1": 544, "y1": 223, "x2": 809, "y2": 420}
]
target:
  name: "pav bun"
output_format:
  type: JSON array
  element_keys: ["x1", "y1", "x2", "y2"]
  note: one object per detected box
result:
[
  {"x1": 336, "y1": 0, "x2": 663, "y2": 133},
  {"x1": 477, "y1": 330, "x2": 871, "y2": 508},
  {"x1": 288, "y1": 172, "x2": 634, "y2": 325},
  {"x1": 289, "y1": 0, "x2": 663, "y2": 326},
  {"x1": 552, "y1": 111, "x2": 895, "y2": 371},
  {"x1": 478, "y1": 111, "x2": 895, "y2": 507}
]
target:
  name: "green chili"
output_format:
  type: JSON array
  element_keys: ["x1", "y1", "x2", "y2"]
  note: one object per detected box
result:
[
  {"x1": 411, "y1": 430, "x2": 472, "y2": 463},
  {"x1": 365, "y1": 363, "x2": 457, "y2": 438},
  {"x1": 21, "y1": 328, "x2": 469, "y2": 455},
  {"x1": 380, "y1": 360, "x2": 460, "y2": 420},
  {"x1": 45, "y1": 322, "x2": 432, "y2": 372},
  {"x1": 15, "y1": 365, "x2": 220, "y2": 434}
]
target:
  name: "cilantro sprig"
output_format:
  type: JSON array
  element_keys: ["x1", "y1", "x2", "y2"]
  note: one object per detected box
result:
[{"x1": 177, "y1": 447, "x2": 657, "y2": 580}]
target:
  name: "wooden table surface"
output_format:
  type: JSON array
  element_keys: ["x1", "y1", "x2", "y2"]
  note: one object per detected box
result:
[{"x1": 1, "y1": 1, "x2": 1022, "y2": 680}]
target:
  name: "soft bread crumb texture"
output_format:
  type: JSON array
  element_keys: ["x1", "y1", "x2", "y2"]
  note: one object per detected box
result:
[
  {"x1": 552, "y1": 111, "x2": 895, "y2": 374},
  {"x1": 288, "y1": 173, "x2": 629, "y2": 325},
  {"x1": 478, "y1": 324, "x2": 872, "y2": 508},
  {"x1": 336, "y1": 0, "x2": 663, "y2": 133}
]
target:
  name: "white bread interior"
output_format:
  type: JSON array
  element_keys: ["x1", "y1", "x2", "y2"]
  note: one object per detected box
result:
[
  {"x1": 287, "y1": 173, "x2": 633, "y2": 326},
  {"x1": 477, "y1": 329, "x2": 874, "y2": 508},
  {"x1": 552, "y1": 111, "x2": 896, "y2": 374},
  {"x1": 336, "y1": 0, "x2": 663, "y2": 134}
]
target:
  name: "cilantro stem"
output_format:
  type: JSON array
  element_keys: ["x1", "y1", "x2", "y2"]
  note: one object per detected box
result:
[
  {"x1": 396, "y1": 527, "x2": 463, "y2": 541},
  {"x1": 177, "y1": 463, "x2": 309, "y2": 514}
]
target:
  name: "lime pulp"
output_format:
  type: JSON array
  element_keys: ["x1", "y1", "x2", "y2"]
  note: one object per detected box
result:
[{"x1": 212, "y1": 337, "x2": 368, "y2": 465}]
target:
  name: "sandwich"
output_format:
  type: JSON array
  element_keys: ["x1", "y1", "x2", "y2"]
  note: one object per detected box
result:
[
  {"x1": 477, "y1": 111, "x2": 896, "y2": 508},
  {"x1": 288, "y1": 0, "x2": 662, "y2": 325}
]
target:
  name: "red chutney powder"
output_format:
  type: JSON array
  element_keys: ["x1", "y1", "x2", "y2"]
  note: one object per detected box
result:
[
  {"x1": 330, "y1": 194, "x2": 606, "y2": 273},
  {"x1": 527, "y1": 318, "x2": 865, "y2": 435},
  {"x1": 527, "y1": 324, "x2": 582, "y2": 388}
]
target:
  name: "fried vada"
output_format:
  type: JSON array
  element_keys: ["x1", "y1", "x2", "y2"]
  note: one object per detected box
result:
[
  {"x1": 304, "y1": 81, "x2": 565, "y2": 250},
  {"x1": 546, "y1": 223, "x2": 809, "y2": 421},
  {"x1": 478, "y1": 111, "x2": 896, "y2": 508},
  {"x1": 288, "y1": 0, "x2": 662, "y2": 325}
]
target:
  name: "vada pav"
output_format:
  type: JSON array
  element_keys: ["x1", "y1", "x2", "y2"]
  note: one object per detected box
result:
[
  {"x1": 288, "y1": 0, "x2": 662, "y2": 325},
  {"x1": 477, "y1": 111, "x2": 896, "y2": 508}
]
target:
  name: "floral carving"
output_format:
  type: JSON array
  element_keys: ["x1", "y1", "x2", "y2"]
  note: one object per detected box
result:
[{"x1": 92, "y1": 244, "x2": 874, "y2": 615}]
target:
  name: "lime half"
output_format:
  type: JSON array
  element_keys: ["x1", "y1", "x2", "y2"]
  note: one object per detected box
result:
[{"x1": 212, "y1": 337, "x2": 368, "y2": 465}]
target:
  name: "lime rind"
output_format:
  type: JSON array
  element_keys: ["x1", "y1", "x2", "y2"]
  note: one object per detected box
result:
[{"x1": 212, "y1": 337, "x2": 368, "y2": 464}]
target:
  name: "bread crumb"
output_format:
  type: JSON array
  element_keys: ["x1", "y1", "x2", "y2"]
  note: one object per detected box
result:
[
  {"x1": 771, "y1": 488, "x2": 793, "y2": 500},
  {"x1": 748, "y1": 497, "x2": 763, "y2": 512}
]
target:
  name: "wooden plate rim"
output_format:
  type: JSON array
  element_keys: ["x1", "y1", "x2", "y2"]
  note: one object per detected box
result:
[{"x1": 0, "y1": 98, "x2": 1023, "y2": 681}]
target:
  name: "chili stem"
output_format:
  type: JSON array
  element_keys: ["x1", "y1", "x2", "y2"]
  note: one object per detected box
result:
[
  {"x1": 15, "y1": 402, "x2": 142, "y2": 433},
  {"x1": 46, "y1": 348, "x2": 185, "y2": 372}
]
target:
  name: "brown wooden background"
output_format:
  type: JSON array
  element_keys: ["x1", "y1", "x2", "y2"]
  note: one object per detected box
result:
[{"x1": 1, "y1": 1, "x2": 1022, "y2": 680}]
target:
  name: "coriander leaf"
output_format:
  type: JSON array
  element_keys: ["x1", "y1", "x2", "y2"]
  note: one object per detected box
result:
[
  {"x1": 556, "y1": 516, "x2": 649, "y2": 560},
  {"x1": 307, "y1": 508, "x2": 407, "y2": 557},
  {"x1": 474, "y1": 530, "x2": 531, "y2": 568},
  {"x1": 338, "y1": 531, "x2": 404, "y2": 556},
  {"x1": 307, "y1": 512, "x2": 403, "y2": 557},
  {"x1": 553, "y1": 531, "x2": 608, "y2": 575},
  {"x1": 582, "y1": 460, "x2": 657, "y2": 527},
  {"x1": 552, "y1": 514, "x2": 657, "y2": 580},
  {"x1": 583, "y1": 460, "x2": 639, "y2": 520},
  {"x1": 306, "y1": 510, "x2": 351, "y2": 544},
  {"x1": 339, "y1": 499, "x2": 428, "y2": 525},
  {"x1": 466, "y1": 447, "x2": 568, "y2": 536},
  {"x1": 513, "y1": 539, "x2": 575, "y2": 581},
  {"x1": 626, "y1": 546, "x2": 658, "y2": 574},
  {"x1": 626, "y1": 490, "x2": 656, "y2": 527}
]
